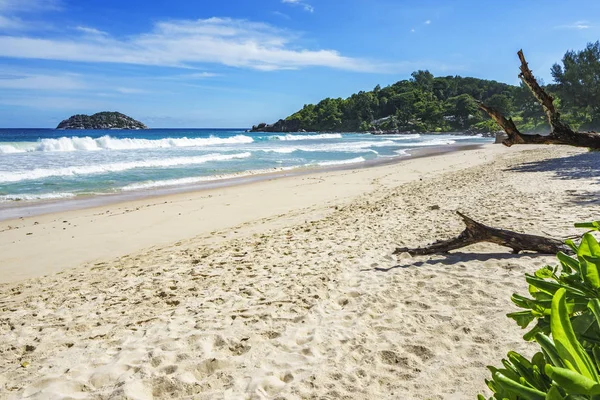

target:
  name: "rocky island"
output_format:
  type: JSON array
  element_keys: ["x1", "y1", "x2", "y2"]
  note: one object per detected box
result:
[
  {"x1": 56, "y1": 112, "x2": 148, "y2": 130},
  {"x1": 250, "y1": 119, "x2": 304, "y2": 133}
]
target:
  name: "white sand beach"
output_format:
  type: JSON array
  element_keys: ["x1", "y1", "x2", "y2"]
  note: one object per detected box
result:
[{"x1": 1, "y1": 144, "x2": 599, "y2": 399}]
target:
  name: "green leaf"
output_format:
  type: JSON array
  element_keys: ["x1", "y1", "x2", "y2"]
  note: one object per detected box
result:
[
  {"x1": 575, "y1": 221, "x2": 600, "y2": 231},
  {"x1": 526, "y1": 275, "x2": 588, "y2": 299},
  {"x1": 550, "y1": 288, "x2": 599, "y2": 381},
  {"x1": 536, "y1": 333, "x2": 565, "y2": 368},
  {"x1": 532, "y1": 352, "x2": 547, "y2": 371},
  {"x1": 557, "y1": 252, "x2": 580, "y2": 273},
  {"x1": 536, "y1": 266, "x2": 557, "y2": 279},
  {"x1": 493, "y1": 371, "x2": 547, "y2": 399},
  {"x1": 545, "y1": 365, "x2": 600, "y2": 395},
  {"x1": 589, "y1": 299, "x2": 600, "y2": 326},
  {"x1": 509, "y1": 352, "x2": 539, "y2": 387},
  {"x1": 577, "y1": 233, "x2": 600, "y2": 288},
  {"x1": 565, "y1": 239, "x2": 579, "y2": 254},
  {"x1": 508, "y1": 310, "x2": 536, "y2": 329},
  {"x1": 594, "y1": 346, "x2": 600, "y2": 368},
  {"x1": 545, "y1": 386, "x2": 565, "y2": 400},
  {"x1": 489, "y1": 365, "x2": 520, "y2": 383},
  {"x1": 502, "y1": 359, "x2": 522, "y2": 380},
  {"x1": 525, "y1": 319, "x2": 551, "y2": 341},
  {"x1": 571, "y1": 313, "x2": 598, "y2": 339},
  {"x1": 531, "y1": 289, "x2": 555, "y2": 302},
  {"x1": 583, "y1": 256, "x2": 600, "y2": 289}
]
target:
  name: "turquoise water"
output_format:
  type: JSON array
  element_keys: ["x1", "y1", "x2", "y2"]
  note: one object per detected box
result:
[{"x1": 0, "y1": 129, "x2": 491, "y2": 203}]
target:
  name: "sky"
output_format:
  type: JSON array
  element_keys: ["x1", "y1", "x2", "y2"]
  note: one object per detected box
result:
[{"x1": 0, "y1": 0, "x2": 599, "y2": 128}]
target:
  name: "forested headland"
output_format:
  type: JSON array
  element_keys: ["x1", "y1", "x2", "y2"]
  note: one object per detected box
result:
[{"x1": 252, "y1": 42, "x2": 600, "y2": 134}]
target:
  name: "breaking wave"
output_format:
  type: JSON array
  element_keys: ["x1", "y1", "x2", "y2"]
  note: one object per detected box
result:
[
  {"x1": 314, "y1": 157, "x2": 366, "y2": 167},
  {"x1": 0, "y1": 135, "x2": 254, "y2": 153},
  {"x1": 0, "y1": 152, "x2": 252, "y2": 183},
  {"x1": 270, "y1": 133, "x2": 343, "y2": 141},
  {"x1": 0, "y1": 192, "x2": 77, "y2": 202},
  {"x1": 121, "y1": 167, "x2": 297, "y2": 191}
]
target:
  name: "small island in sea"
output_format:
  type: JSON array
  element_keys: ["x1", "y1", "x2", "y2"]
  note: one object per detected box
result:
[{"x1": 56, "y1": 111, "x2": 148, "y2": 130}]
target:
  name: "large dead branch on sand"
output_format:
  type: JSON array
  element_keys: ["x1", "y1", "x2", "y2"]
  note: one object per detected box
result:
[
  {"x1": 479, "y1": 50, "x2": 600, "y2": 149},
  {"x1": 394, "y1": 212, "x2": 570, "y2": 255}
]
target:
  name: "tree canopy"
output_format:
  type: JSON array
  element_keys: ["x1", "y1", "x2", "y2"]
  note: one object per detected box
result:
[
  {"x1": 281, "y1": 42, "x2": 600, "y2": 133},
  {"x1": 550, "y1": 41, "x2": 600, "y2": 130}
]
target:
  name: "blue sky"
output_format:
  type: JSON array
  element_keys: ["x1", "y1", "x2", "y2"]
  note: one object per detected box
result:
[{"x1": 0, "y1": 0, "x2": 599, "y2": 128}]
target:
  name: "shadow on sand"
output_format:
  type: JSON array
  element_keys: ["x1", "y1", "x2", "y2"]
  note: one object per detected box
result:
[
  {"x1": 505, "y1": 151, "x2": 600, "y2": 183},
  {"x1": 371, "y1": 251, "x2": 550, "y2": 272}
]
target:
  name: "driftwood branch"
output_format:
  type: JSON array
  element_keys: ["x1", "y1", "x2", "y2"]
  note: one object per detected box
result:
[
  {"x1": 479, "y1": 50, "x2": 600, "y2": 149},
  {"x1": 394, "y1": 212, "x2": 569, "y2": 256}
]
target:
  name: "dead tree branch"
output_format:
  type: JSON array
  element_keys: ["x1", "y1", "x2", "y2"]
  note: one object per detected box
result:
[
  {"x1": 394, "y1": 212, "x2": 570, "y2": 256},
  {"x1": 479, "y1": 50, "x2": 600, "y2": 149}
]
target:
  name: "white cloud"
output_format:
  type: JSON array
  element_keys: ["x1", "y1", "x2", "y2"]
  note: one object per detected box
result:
[
  {"x1": 75, "y1": 26, "x2": 108, "y2": 36},
  {"x1": 0, "y1": 17, "x2": 386, "y2": 72},
  {"x1": 115, "y1": 87, "x2": 147, "y2": 94},
  {"x1": 0, "y1": 14, "x2": 23, "y2": 29},
  {"x1": 555, "y1": 20, "x2": 592, "y2": 29},
  {"x1": 0, "y1": 94, "x2": 114, "y2": 110},
  {"x1": 410, "y1": 28, "x2": 415, "y2": 33},
  {"x1": 425, "y1": 20, "x2": 431, "y2": 25},
  {"x1": 282, "y1": 0, "x2": 314, "y2": 13},
  {"x1": 166, "y1": 72, "x2": 220, "y2": 79},
  {"x1": 272, "y1": 11, "x2": 291, "y2": 20},
  {"x1": 0, "y1": 71, "x2": 86, "y2": 90},
  {"x1": 0, "y1": 0, "x2": 61, "y2": 12},
  {"x1": 0, "y1": 0, "x2": 60, "y2": 31}
]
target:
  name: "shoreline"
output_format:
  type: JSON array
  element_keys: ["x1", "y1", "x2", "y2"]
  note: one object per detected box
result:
[
  {"x1": 0, "y1": 143, "x2": 483, "y2": 222},
  {"x1": 1, "y1": 143, "x2": 488, "y2": 284}
]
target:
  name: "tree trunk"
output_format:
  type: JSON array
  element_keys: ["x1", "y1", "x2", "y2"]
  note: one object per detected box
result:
[
  {"x1": 394, "y1": 212, "x2": 570, "y2": 256},
  {"x1": 479, "y1": 50, "x2": 600, "y2": 149}
]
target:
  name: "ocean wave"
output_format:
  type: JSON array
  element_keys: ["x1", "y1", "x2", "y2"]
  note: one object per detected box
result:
[
  {"x1": 453, "y1": 134, "x2": 483, "y2": 139},
  {"x1": 0, "y1": 152, "x2": 252, "y2": 183},
  {"x1": 0, "y1": 144, "x2": 26, "y2": 154},
  {"x1": 258, "y1": 140, "x2": 394, "y2": 154},
  {"x1": 395, "y1": 139, "x2": 456, "y2": 147},
  {"x1": 0, "y1": 192, "x2": 77, "y2": 202},
  {"x1": 383, "y1": 134, "x2": 421, "y2": 140},
  {"x1": 270, "y1": 133, "x2": 343, "y2": 141},
  {"x1": 0, "y1": 135, "x2": 254, "y2": 153},
  {"x1": 314, "y1": 157, "x2": 366, "y2": 167},
  {"x1": 121, "y1": 167, "x2": 297, "y2": 191}
]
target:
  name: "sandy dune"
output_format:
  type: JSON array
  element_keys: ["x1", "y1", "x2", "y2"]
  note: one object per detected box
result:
[{"x1": 1, "y1": 145, "x2": 599, "y2": 399}]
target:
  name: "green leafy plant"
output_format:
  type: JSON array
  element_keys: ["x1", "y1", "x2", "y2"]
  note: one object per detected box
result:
[{"x1": 480, "y1": 221, "x2": 600, "y2": 399}]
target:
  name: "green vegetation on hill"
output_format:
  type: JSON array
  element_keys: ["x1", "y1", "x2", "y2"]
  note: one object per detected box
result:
[
  {"x1": 281, "y1": 42, "x2": 600, "y2": 133},
  {"x1": 56, "y1": 112, "x2": 147, "y2": 130}
]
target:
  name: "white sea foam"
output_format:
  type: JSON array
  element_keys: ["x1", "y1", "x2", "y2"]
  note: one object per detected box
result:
[
  {"x1": 121, "y1": 167, "x2": 297, "y2": 191},
  {"x1": 271, "y1": 133, "x2": 343, "y2": 141},
  {"x1": 0, "y1": 135, "x2": 254, "y2": 153},
  {"x1": 0, "y1": 144, "x2": 27, "y2": 154},
  {"x1": 453, "y1": 134, "x2": 483, "y2": 139},
  {"x1": 315, "y1": 157, "x2": 366, "y2": 167},
  {"x1": 0, "y1": 192, "x2": 77, "y2": 202},
  {"x1": 0, "y1": 152, "x2": 252, "y2": 183},
  {"x1": 395, "y1": 139, "x2": 457, "y2": 147},
  {"x1": 384, "y1": 134, "x2": 421, "y2": 140},
  {"x1": 259, "y1": 140, "x2": 394, "y2": 154}
]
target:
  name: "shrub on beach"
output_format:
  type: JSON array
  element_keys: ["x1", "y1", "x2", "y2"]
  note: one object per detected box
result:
[{"x1": 480, "y1": 222, "x2": 600, "y2": 399}]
